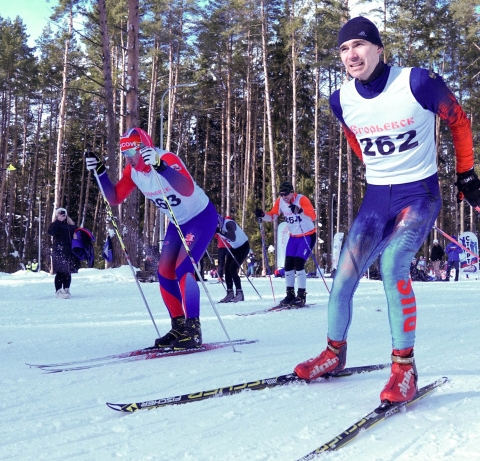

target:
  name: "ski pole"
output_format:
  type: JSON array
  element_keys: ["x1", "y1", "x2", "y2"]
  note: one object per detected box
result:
[
  {"x1": 151, "y1": 167, "x2": 237, "y2": 352},
  {"x1": 205, "y1": 249, "x2": 227, "y2": 291},
  {"x1": 216, "y1": 233, "x2": 263, "y2": 299},
  {"x1": 297, "y1": 220, "x2": 331, "y2": 294},
  {"x1": 434, "y1": 226, "x2": 480, "y2": 260},
  {"x1": 91, "y1": 166, "x2": 161, "y2": 337},
  {"x1": 257, "y1": 218, "x2": 277, "y2": 305}
]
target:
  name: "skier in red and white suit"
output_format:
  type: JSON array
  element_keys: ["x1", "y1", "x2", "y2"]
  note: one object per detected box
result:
[
  {"x1": 295, "y1": 17, "x2": 478, "y2": 406},
  {"x1": 85, "y1": 128, "x2": 217, "y2": 349}
]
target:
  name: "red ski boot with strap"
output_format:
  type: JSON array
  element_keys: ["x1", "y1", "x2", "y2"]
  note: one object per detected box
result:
[
  {"x1": 379, "y1": 347, "x2": 418, "y2": 405},
  {"x1": 294, "y1": 339, "x2": 347, "y2": 380}
]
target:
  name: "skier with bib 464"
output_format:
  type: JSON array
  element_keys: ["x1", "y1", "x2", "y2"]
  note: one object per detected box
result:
[
  {"x1": 85, "y1": 128, "x2": 217, "y2": 350},
  {"x1": 255, "y1": 181, "x2": 316, "y2": 307},
  {"x1": 294, "y1": 17, "x2": 478, "y2": 407}
]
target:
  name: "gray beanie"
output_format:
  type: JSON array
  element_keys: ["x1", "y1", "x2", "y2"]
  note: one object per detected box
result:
[{"x1": 338, "y1": 16, "x2": 383, "y2": 48}]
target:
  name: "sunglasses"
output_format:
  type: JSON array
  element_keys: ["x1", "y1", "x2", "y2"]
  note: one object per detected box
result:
[
  {"x1": 58, "y1": 211, "x2": 66, "y2": 216},
  {"x1": 279, "y1": 192, "x2": 291, "y2": 197},
  {"x1": 122, "y1": 147, "x2": 140, "y2": 158}
]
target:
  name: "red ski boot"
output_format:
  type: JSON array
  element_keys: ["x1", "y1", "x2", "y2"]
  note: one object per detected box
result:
[
  {"x1": 294, "y1": 339, "x2": 347, "y2": 380},
  {"x1": 379, "y1": 347, "x2": 418, "y2": 404}
]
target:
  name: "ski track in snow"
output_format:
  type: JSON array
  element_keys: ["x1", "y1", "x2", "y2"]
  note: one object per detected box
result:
[{"x1": 1, "y1": 267, "x2": 480, "y2": 460}]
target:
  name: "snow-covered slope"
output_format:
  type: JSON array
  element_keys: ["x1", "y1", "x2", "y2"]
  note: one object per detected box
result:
[{"x1": 1, "y1": 267, "x2": 479, "y2": 460}]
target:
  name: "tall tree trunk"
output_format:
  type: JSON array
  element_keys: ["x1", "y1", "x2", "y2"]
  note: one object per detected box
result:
[
  {"x1": 260, "y1": 0, "x2": 277, "y2": 202},
  {"x1": 146, "y1": 41, "x2": 160, "y2": 248},
  {"x1": 242, "y1": 30, "x2": 253, "y2": 227},
  {"x1": 313, "y1": 39, "x2": 320, "y2": 264},
  {"x1": 290, "y1": 3, "x2": 298, "y2": 187},
  {"x1": 97, "y1": 0, "x2": 124, "y2": 267},
  {"x1": 125, "y1": 0, "x2": 139, "y2": 128},
  {"x1": 98, "y1": 0, "x2": 117, "y2": 170},
  {"x1": 166, "y1": 37, "x2": 177, "y2": 151},
  {"x1": 203, "y1": 119, "x2": 210, "y2": 192},
  {"x1": 53, "y1": 12, "x2": 72, "y2": 217},
  {"x1": 23, "y1": 97, "x2": 43, "y2": 260},
  {"x1": 221, "y1": 103, "x2": 226, "y2": 214},
  {"x1": 119, "y1": 26, "x2": 126, "y2": 177},
  {"x1": 122, "y1": 0, "x2": 140, "y2": 267},
  {"x1": 225, "y1": 41, "x2": 232, "y2": 215},
  {"x1": 0, "y1": 90, "x2": 10, "y2": 224},
  {"x1": 6, "y1": 97, "x2": 19, "y2": 271},
  {"x1": 148, "y1": 40, "x2": 159, "y2": 143}
]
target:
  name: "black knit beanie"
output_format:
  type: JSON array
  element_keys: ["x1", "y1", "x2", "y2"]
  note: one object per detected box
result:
[
  {"x1": 338, "y1": 16, "x2": 383, "y2": 48},
  {"x1": 279, "y1": 181, "x2": 294, "y2": 194}
]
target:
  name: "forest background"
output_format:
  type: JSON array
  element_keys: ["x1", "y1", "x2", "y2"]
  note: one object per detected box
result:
[{"x1": 1, "y1": 0, "x2": 479, "y2": 275}]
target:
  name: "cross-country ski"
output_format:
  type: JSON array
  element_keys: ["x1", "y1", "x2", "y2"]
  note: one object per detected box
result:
[
  {"x1": 296, "y1": 377, "x2": 448, "y2": 460},
  {"x1": 27, "y1": 339, "x2": 257, "y2": 373},
  {"x1": 26, "y1": 339, "x2": 256, "y2": 369},
  {"x1": 237, "y1": 303, "x2": 315, "y2": 316},
  {"x1": 106, "y1": 363, "x2": 390, "y2": 412}
]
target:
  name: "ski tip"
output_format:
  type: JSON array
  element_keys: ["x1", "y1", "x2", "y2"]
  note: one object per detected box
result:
[
  {"x1": 106, "y1": 402, "x2": 137, "y2": 412},
  {"x1": 436, "y1": 376, "x2": 449, "y2": 387},
  {"x1": 106, "y1": 402, "x2": 121, "y2": 411}
]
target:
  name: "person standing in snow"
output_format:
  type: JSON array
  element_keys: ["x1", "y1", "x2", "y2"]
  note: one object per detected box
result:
[
  {"x1": 430, "y1": 239, "x2": 445, "y2": 281},
  {"x1": 255, "y1": 181, "x2": 316, "y2": 307},
  {"x1": 294, "y1": 17, "x2": 477, "y2": 407},
  {"x1": 48, "y1": 207, "x2": 78, "y2": 299},
  {"x1": 445, "y1": 237, "x2": 462, "y2": 282},
  {"x1": 214, "y1": 231, "x2": 230, "y2": 284},
  {"x1": 85, "y1": 127, "x2": 217, "y2": 350},
  {"x1": 246, "y1": 250, "x2": 257, "y2": 277},
  {"x1": 31, "y1": 259, "x2": 39, "y2": 272},
  {"x1": 216, "y1": 215, "x2": 250, "y2": 303}
]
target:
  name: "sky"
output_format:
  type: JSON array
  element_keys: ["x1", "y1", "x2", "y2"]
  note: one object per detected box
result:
[
  {"x1": 1, "y1": 265, "x2": 480, "y2": 460},
  {"x1": 1, "y1": 0, "x2": 59, "y2": 47}
]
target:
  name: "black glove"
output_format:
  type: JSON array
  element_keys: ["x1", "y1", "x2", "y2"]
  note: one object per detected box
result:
[
  {"x1": 289, "y1": 204, "x2": 303, "y2": 214},
  {"x1": 255, "y1": 208, "x2": 265, "y2": 218},
  {"x1": 155, "y1": 159, "x2": 168, "y2": 173},
  {"x1": 85, "y1": 151, "x2": 106, "y2": 175},
  {"x1": 455, "y1": 169, "x2": 480, "y2": 211}
]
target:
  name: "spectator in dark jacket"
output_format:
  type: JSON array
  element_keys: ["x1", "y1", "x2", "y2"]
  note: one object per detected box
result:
[
  {"x1": 445, "y1": 236, "x2": 463, "y2": 281},
  {"x1": 48, "y1": 207, "x2": 78, "y2": 299},
  {"x1": 430, "y1": 239, "x2": 445, "y2": 281},
  {"x1": 246, "y1": 250, "x2": 257, "y2": 277}
]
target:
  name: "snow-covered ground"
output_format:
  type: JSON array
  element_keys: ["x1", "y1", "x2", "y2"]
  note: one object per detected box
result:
[{"x1": 1, "y1": 266, "x2": 479, "y2": 461}]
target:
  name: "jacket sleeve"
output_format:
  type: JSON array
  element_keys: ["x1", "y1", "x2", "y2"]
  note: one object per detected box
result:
[
  {"x1": 264, "y1": 198, "x2": 281, "y2": 222},
  {"x1": 47, "y1": 220, "x2": 62, "y2": 237},
  {"x1": 299, "y1": 195, "x2": 316, "y2": 221},
  {"x1": 97, "y1": 167, "x2": 137, "y2": 206},
  {"x1": 158, "y1": 152, "x2": 195, "y2": 197}
]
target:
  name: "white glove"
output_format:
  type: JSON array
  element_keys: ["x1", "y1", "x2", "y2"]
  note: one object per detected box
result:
[
  {"x1": 85, "y1": 156, "x2": 99, "y2": 171},
  {"x1": 141, "y1": 147, "x2": 167, "y2": 172},
  {"x1": 84, "y1": 152, "x2": 105, "y2": 174},
  {"x1": 140, "y1": 146, "x2": 159, "y2": 166}
]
